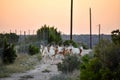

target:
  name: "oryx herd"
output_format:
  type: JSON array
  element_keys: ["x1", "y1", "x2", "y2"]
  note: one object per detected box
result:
[{"x1": 40, "y1": 44, "x2": 84, "y2": 62}]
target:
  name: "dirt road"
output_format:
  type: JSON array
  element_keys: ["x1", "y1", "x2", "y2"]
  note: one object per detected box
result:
[
  {"x1": 0, "y1": 58, "x2": 61, "y2": 80},
  {"x1": 0, "y1": 49, "x2": 91, "y2": 80}
]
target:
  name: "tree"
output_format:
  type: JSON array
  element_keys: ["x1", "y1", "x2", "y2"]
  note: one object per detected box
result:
[
  {"x1": 2, "y1": 38, "x2": 17, "y2": 64},
  {"x1": 80, "y1": 29, "x2": 120, "y2": 80},
  {"x1": 57, "y1": 54, "x2": 81, "y2": 73},
  {"x1": 80, "y1": 39, "x2": 120, "y2": 80},
  {"x1": 0, "y1": 33, "x2": 19, "y2": 48},
  {"x1": 0, "y1": 34, "x2": 4, "y2": 48},
  {"x1": 111, "y1": 29, "x2": 120, "y2": 45},
  {"x1": 37, "y1": 24, "x2": 62, "y2": 44}
]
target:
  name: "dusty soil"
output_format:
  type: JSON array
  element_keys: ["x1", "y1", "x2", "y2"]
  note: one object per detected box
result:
[{"x1": 0, "y1": 58, "x2": 62, "y2": 80}]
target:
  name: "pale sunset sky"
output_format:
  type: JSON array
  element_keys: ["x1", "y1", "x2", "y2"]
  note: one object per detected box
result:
[{"x1": 0, "y1": 0, "x2": 120, "y2": 34}]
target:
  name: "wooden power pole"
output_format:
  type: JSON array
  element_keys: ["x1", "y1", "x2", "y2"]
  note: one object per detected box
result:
[
  {"x1": 89, "y1": 8, "x2": 92, "y2": 49},
  {"x1": 70, "y1": 0, "x2": 73, "y2": 40},
  {"x1": 98, "y1": 24, "x2": 101, "y2": 42}
]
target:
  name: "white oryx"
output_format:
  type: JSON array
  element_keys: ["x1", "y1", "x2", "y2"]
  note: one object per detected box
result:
[
  {"x1": 65, "y1": 45, "x2": 83, "y2": 56},
  {"x1": 40, "y1": 45, "x2": 56, "y2": 63},
  {"x1": 40, "y1": 44, "x2": 83, "y2": 63}
]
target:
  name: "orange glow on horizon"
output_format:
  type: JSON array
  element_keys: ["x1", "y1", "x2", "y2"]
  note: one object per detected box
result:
[{"x1": 0, "y1": 0, "x2": 120, "y2": 34}]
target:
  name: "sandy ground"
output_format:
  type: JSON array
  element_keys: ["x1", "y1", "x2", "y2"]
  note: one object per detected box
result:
[
  {"x1": 0, "y1": 58, "x2": 61, "y2": 80},
  {"x1": 0, "y1": 49, "x2": 91, "y2": 80}
]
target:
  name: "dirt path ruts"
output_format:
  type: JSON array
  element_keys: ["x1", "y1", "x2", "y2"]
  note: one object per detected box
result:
[
  {"x1": 0, "y1": 59, "x2": 61, "y2": 80},
  {"x1": 0, "y1": 49, "x2": 91, "y2": 80}
]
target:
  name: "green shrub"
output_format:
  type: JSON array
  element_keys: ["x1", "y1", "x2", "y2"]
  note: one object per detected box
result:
[
  {"x1": 0, "y1": 33, "x2": 19, "y2": 48},
  {"x1": 94, "y1": 40, "x2": 120, "y2": 70},
  {"x1": 2, "y1": 38, "x2": 17, "y2": 64},
  {"x1": 80, "y1": 43, "x2": 89, "y2": 49},
  {"x1": 37, "y1": 25, "x2": 62, "y2": 44},
  {"x1": 57, "y1": 54, "x2": 81, "y2": 73},
  {"x1": 80, "y1": 58, "x2": 102, "y2": 80},
  {"x1": 80, "y1": 53, "x2": 94, "y2": 70},
  {"x1": 63, "y1": 40, "x2": 78, "y2": 48},
  {"x1": 28, "y1": 45, "x2": 39, "y2": 55},
  {"x1": 80, "y1": 39, "x2": 120, "y2": 80}
]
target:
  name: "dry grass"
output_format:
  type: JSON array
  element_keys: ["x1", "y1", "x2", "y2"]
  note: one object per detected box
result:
[
  {"x1": 49, "y1": 70, "x2": 80, "y2": 80},
  {"x1": 0, "y1": 53, "x2": 41, "y2": 78}
]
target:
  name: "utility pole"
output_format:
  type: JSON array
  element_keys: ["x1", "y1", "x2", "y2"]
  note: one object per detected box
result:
[
  {"x1": 24, "y1": 31, "x2": 26, "y2": 39},
  {"x1": 24, "y1": 31, "x2": 26, "y2": 53},
  {"x1": 20, "y1": 30, "x2": 21, "y2": 36},
  {"x1": 15, "y1": 29, "x2": 17, "y2": 34},
  {"x1": 10, "y1": 29, "x2": 11, "y2": 33},
  {"x1": 28, "y1": 29, "x2": 30, "y2": 36},
  {"x1": 3, "y1": 31, "x2": 5, "y2": 34},
  {"x1": 98, "y1": 24, "x2": 101, "y2": 42},
  {"x1": 89, "y1": 8, "x2": 92, "y2": 49},
  {"x1": 70, "y1": 0, "x2": 73, "y2": 40},
  {"x1": 33, "y1": 30, "x2": 35, "y2": 35}
]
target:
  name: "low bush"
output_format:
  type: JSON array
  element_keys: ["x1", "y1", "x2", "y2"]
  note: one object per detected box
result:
[
  {"x1": 2, "y1": 38, "x2": 17, "y2": 64},
  {"x1": 63, "y1": 40, "x2": 78, "y2": 48},
  {"x1": 80, "y1": 39, "x2": 120, "y2": 80},
  {"x1": 57, "y1": 54, "x2": 81, "y2": 73},
  {"x1": 28, "y1": 44, "x2": 39, "y2": 55},
  {"x1": 80, "y1": 43, "x2": 89, "y2": 49}
]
